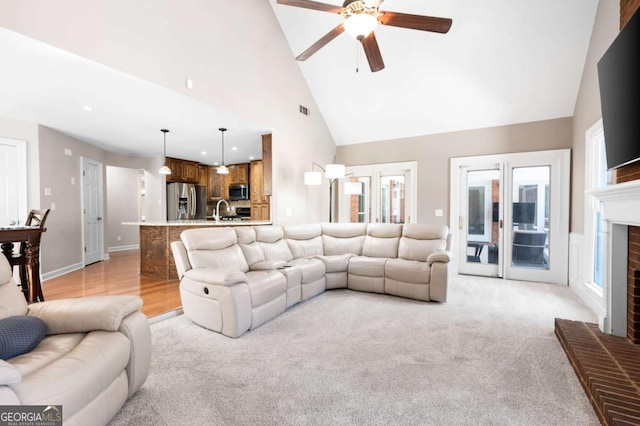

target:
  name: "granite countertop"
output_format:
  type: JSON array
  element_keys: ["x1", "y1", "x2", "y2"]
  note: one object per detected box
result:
[{"x1": 122, "y1": 220, "x2": 272, "y2": 226}]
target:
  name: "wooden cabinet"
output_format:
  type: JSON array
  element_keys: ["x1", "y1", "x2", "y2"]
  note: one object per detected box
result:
[
  {"x1": 226, "y1": 163, "x2": 249, "y2": 185},
  {"x1": 250, "y1": 160, "x2": 270, "y2": 220},
  {"x1": 197, "y1": 165, "x2": 208, "y2": 187},
  {"x1": 251, "y1": 203, "x2": 270, "y2": 221},
  {"x1": 208, "y1": 166, "x2": 226, "y2": 199},
  {"x1": 165, "y1": 157, "x2": 199, "y2": 183}
]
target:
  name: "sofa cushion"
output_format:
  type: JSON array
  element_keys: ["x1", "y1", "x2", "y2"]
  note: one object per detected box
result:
[
  {"x1": 321, "y1": 223, "x2": 366, "y2": 256},
  {"x1": 0, "y1": 316, "x2": 47, "y2": 360},
  {"x1": 288, "y1": 258, "x2": 326, "y2": 283},
  {"x1": 348, "y1": 256, "x2": 388, "y2": 277},
  {"x1": 398, "y1": 224, "x2": 448, "y2": 262},
  {"x1": 245, "y1": 271, "x2": 287, "y2": 307},
  {"x1": 0, "y1": 256, "x2": 29, "y2": 319},
  {"x1": 316, "y1": 254, "x2": 355, "y2": 273},
  {"x1": 284, "y1": 224, "x2": 324, "y2": 258},
  {"x1": 385, "y1": 259, "x2": 431, "y2": 284}
]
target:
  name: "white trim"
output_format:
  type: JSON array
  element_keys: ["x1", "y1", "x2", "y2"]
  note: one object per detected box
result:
[
  {"x1": 108, "y1": 244, "x2": 140, "y2": 252},
  {"x1": 41, "y1": 262, "x2": 84, "y2": 281},
  {"x1": 569, "y1": 232, "x2": 605, "y2": 317},
  {"x1": 450, "y1": 149, "x2": 570, "y2": 285}
]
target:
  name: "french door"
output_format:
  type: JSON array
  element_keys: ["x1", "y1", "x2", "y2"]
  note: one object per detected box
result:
[
  {"x1": 451, "y1": 150, "x2": 570, "y2": 285},
  {"x1": 0, "y1": 138, "x2": 27, "y2": 227},
  {"x1": 338, "y1": 162, "x2": 417, "y2": 224}
]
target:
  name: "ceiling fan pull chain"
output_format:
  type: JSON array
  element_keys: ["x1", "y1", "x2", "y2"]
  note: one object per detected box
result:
[{"x1": 355, "y1": 40, "x2": 360, "y2": 73}]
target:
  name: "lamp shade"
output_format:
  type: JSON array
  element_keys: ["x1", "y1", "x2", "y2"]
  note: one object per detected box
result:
[
  {"x1": 158, "y1": 128, "x2": 171, "y2": 175},
  {"x1": 158, "y1": 165, "x2": 171, "y2": 175},
  {"x1": 344, "y1": 13, "x2": 377, "y2": 39},
  {"x1": 217, "y1": 165, "x2": 229, "y2": 175},
  {"x1": 304, "y1": 171, "x2": 322, "y2": 185},
  {"x1": 325, "y1": 163, "x2": 346, "y2": 179},
  {"x1": 344, "y1": 181, "x2": 363, "y2": 195}
]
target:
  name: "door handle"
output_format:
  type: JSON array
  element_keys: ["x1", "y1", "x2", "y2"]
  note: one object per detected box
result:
[
  {"x1": 499, "y1": 219, "x2": 503, "y2": 229},
  {"x1": 458, "y1": 216, "x2": 463, "y2": 230},
  {"x1": 97, "y1": 217, "x2": 103, "y2": 221}
]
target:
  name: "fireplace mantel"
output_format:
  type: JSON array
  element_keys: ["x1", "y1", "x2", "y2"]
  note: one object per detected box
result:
[{"x1": 587, "y1": 179, "x2": 640, "y2": 337}]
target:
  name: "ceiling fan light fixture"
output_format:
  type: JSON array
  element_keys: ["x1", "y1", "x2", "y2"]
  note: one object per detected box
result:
[{"x1": 344, "y1": 13, "x2": 377, "y2": 39}]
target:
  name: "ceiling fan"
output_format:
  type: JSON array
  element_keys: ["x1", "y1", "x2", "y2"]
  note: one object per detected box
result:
[{"x1": 276, "y1": 0, "x2": 452, "y2": 72}]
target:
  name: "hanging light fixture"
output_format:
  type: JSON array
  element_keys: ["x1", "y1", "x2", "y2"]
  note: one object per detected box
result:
[
  {"x1": 158, "y1": 129, "x2": 171, "y2": 175},
  {"x1": 217, "y1": 127, "x2": 229, "y2": 175}
]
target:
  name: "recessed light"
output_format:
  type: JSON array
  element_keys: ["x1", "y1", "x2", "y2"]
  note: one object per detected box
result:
[
  {"x1": 249, "y1": 156, "x2": 255, "y2": 160},
  {"x1": 82, "y1": 106, "x2": 94, "y2": 112},
  {"x1": 231, "y1": 147, "x2": 238, "y2": 151},
  {"x1": 214, "y1": 162, "x2": 219, "y2": 166},
  {"x1": 201, "y1": 151, "x2": 207, "y2": 155}
]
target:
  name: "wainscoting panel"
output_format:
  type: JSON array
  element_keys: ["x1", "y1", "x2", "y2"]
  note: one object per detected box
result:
[{"x1": 569, "y1": 233, "x2": 605, "y2": 319}]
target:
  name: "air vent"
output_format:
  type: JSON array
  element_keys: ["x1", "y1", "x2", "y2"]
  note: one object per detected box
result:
[{"x1": 299, "y1": 105, "x2": 310, "y2": 116}]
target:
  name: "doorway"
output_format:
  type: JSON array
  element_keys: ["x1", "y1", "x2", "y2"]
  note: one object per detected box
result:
[
  {"x1": 0, "y1": 138, "x2": 27, "y2": 227},
  {"x1": 338, "y1": 162, "x2": 417, "y2": 224},
  {"x1": 451, "y1": 150, "x2": 570, "y2": 285}
]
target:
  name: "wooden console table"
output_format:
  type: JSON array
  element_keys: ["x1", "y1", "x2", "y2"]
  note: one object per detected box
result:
[{"x1": 0, "y1": 226, "x2": 45, "y2": 303}]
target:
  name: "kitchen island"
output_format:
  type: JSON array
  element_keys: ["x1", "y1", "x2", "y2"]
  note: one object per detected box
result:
[{"x1": 124, "y1": 220, "x2": 272, "y2": 280}]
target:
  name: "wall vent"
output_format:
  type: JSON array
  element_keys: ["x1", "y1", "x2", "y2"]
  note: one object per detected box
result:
[{"x1": 299, "y1": 105, "x2": 310, "y2": 116}]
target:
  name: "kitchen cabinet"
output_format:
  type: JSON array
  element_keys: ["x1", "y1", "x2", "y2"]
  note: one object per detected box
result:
[
  {"x1": 250, "y1": 160, "x2": 270, "y2": 220},
  {"x1": 251, "y1": 203, "x2": 270, "y2": 221},
  {"x1": 208, "y1": 166, "x2": 226, "y2": 199},
  {"x1": 165, "y1": 157, "x2": 199, "y2": 184},
  {"x1": 198, "y1": 165, "x2": 208, "y2": 187},
  {"x1": 226, "y1": 163, "x2": 249, "y2": 185}
]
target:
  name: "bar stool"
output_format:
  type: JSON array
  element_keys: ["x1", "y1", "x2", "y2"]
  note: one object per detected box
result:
[{"x1": 9, "y1": 209, "x2": 50, "y2": 300}]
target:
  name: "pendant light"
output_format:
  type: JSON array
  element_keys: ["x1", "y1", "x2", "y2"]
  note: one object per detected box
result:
[
  {"x1": 217, "y1": 127, "x2": 229, "y2": 175},
  {"x1": 158, "y1": 129, "x2": 171, "y2": 175}
]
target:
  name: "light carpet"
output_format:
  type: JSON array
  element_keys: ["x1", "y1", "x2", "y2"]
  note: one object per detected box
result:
[{"x1": 109, "y1": 274, "x2": 599, "y2": 425}]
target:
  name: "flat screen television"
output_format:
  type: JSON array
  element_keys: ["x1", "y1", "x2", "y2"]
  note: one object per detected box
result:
[
  {"x1": 597, "y1": 8, "x2": 640, "y2": 170},
  {"x1": 512, "y1": 202, "x2": 536, "y2": 224}
]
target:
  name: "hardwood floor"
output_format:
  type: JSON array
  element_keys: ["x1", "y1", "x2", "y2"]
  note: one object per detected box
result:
[{"x1": 42, "y1": 250, "x2": 181, "y2": 318}]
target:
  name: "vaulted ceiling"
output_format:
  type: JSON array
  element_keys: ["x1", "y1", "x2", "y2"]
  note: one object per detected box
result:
[{"x1": 0, "y1": 1, "x2": 600, "y2": 160}]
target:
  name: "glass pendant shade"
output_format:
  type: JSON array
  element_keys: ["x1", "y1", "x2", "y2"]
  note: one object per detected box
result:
[
  {"x1": 344, "y1": 13, "x2": 377, "y2": 39},
  {"x1": 325, "y1": 163, "x2": 346, "y2": 179},
  {"x1": 217, "y1": 165, "x2": 229, "y2": 175},
  {"x1": 217, "y1": 127, "x2": 228, "y2": 175},
  {"x1": 304, "y1": 171, "x2": 323, "y2": 185},
  {"x1": 158, "y1": 129, "x2": 171, "y2": 175}
]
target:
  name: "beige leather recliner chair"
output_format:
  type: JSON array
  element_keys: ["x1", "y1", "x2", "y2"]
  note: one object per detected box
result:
[{"x1": 0, "y1": 255, "x2": 151, "y2": 426}]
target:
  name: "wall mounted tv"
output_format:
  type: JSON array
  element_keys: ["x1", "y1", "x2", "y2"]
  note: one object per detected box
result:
[{"x1": 597, "y1": 7, "x2": 640, "y2": 170}]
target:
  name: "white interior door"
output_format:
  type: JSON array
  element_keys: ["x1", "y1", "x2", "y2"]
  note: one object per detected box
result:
[
  {"x1": 451, "y1": 150, "x2": 570, "y2": 285},
  {"x1": 82, "y1": 157, "x2": 104, "y2": 265},
  {"x1": 0, "y1": 138, "x2": 27, "y2": 227}
]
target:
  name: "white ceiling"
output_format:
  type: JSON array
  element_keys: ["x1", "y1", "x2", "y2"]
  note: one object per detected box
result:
[
  {"x1": 0, "y1": 1, "x2": 599, "y2": 161},
  {"x1": 269, "y1": 0, "x2": 600, "y2": 145},
  {"x1": 0, "y1": 27, "x2": 269, "y2": 165}
]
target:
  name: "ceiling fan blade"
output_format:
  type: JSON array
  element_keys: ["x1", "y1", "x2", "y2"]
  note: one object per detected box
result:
[
  {"x1": 276, "y1": 0, "x2": 344, "y2": 14},
  {"x1": 378, "y1": 11, "x2": 452, "y2": 34},
  {"x1": 361, "y1": 31, "x2": 385, "y2": 72},
  {"x1": 296, "y1": 24, "x2": 345, "y2": 61}
]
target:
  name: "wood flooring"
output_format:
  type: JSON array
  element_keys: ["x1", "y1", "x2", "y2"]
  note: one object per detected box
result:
[{"x1": 42, "y1": 250, "x2": 181, "y2": 318}]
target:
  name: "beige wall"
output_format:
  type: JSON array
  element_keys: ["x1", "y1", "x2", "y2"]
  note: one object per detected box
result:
[
  {"x1": 106, "y1": 166, "x2": 141, "y2": 250},
  {"x1": 0, "y1": 0, "x2": 336, "y2": 225},
  {"x1": 571, "y1": 0, "x2": 619, "y2": 234},
  {"x1": 337, "y1": 117, "x2": 573, "y2": 226}
]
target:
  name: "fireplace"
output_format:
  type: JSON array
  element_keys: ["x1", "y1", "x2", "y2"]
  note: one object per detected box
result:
[{"x1": 589, "y1": 179, "x2": 640, "y2": 342}]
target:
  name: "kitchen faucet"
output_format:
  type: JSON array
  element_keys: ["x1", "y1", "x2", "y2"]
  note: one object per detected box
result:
[{"x1": 214, "y1": 199, "x2": 230, "y2": 223}]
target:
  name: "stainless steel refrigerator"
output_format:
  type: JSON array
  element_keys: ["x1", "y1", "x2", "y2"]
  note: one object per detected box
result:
[{"x1": 167, "y1": 183, "x2": 207, "y2": 220}]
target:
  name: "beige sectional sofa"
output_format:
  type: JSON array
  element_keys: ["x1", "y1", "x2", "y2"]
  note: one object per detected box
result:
[
  {"x1": 172, "y1": 223, "x2": 452, "y2": 338},
  {"x1": 0, "y1": 255, "x2": 151, "y2": 426}
]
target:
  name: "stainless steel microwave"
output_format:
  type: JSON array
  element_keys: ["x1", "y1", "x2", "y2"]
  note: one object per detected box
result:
[{"x1": 229, "y1": 184, "x2": 249, "y2": 200}]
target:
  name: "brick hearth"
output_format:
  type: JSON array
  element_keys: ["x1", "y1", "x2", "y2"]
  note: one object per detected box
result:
[{"x1": 555, "y1": 319, "x2": 640, "y2": 425}]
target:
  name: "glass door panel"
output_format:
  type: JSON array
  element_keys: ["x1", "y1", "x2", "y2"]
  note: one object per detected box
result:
[
  {"x1": 510, "y1": 166, "x2": 550, "y2": 271},
  {"x1": 380, "y1": 175, "x2": 405, "y2": 223},
  {"x1": 459, "y1": 167, "x2": 501, "y2": 277},
  {"x1": 346, "y1": 176, "x2": 370, "y2": 223}
]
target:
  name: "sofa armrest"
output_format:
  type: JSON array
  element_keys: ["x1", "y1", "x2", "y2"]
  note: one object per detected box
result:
[
  {"x1": 171, "y1": 240, "x2": 191, "y2": 279},
  {"x1": 183, "y1": 269, "x2": 247, "y2": 286},
  {"x1": 427, "y1": 250, "x2": 452, "y2": 266},
  {"x1": 118, "y1": 311, "x2": 151, "y2": 397},
  {"x1": 250, "y1": 260, "x2": 288, "y2": 271},
  {"x1": 27, "y1": 296, "x2": 143, "y2": 335},
  {"x1": 0, "y1": 360, "x2": 20, "y2": 387}
]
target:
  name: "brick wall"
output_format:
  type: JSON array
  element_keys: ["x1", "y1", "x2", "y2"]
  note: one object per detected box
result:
[{"x1": 618, "y1": 0, "x2": 640, "y2": 344}]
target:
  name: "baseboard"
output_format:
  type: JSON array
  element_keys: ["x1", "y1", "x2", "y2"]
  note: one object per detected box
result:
[
  {"x1": 108, "y1": 244, "x2": 139, "y2": 253},
  {"x1": 568, "y1": 232, "x2": 605, "y2": 318},
  {"x1": 41, "y1": 262, "x2": 85, "y2": 282}
]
